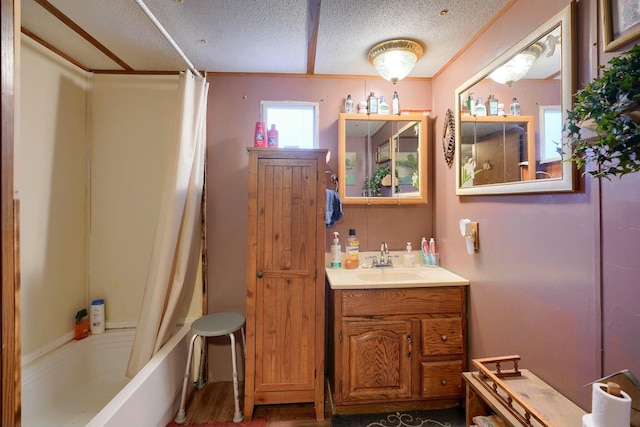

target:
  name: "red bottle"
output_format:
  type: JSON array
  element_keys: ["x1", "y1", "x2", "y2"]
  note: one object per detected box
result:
[
  {"x1": 254, "y1": 122, "x2": 267, "y2": 148},
  {"x1": 267, "y1": 124, "x2": 279, "y2": 148}
]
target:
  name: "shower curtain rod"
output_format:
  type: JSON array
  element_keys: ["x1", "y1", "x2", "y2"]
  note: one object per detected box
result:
[{"x1": 134, "y1": 0, "x2": 202, "y2": 78}]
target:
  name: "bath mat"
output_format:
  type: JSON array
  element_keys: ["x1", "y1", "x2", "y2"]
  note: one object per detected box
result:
[
  {"x1": 166, "y1": 418, "x2": 266, "y2": 427},
  {"x1": 331, "y1": 407, "x2": 466, "y2": 427}
]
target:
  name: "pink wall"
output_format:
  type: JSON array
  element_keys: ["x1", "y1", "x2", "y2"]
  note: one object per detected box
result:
[
  {"x1": 432, "y1": 0, "x2": 640, "y2": 410},
  {"x1": 204, "y1": 75, "x2": 433, "y2": 380},
  {"x1": 204, "y1": 0, "x2": 640, "y2": 410}
]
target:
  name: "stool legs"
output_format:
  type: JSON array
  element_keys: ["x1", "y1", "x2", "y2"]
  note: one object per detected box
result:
[
  {"x1": 229, "y1": 331, "x2": 243, "y2": 422},
  {"x1": 175, "y1": 333, "x2": 199, "y2": 424}
]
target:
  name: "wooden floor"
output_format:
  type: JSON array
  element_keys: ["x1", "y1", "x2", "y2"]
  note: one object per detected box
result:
[{"x1": 178, "y1": 381, "x2": 332, "y2": 426}]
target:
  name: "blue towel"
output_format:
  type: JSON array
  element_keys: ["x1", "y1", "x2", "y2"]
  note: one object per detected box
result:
[{"x1": 325, "y1": 189, "x2": 343, "y2": 228}]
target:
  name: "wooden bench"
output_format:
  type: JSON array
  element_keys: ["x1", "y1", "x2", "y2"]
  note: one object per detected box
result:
[{"x1": 463, "y1": 356, "x2": 585, "y2": 427}]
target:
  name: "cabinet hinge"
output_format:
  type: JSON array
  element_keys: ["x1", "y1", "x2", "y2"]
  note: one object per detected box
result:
[
  {"x1": 340, "y1": 380, "x2": 343, "y2": 393},
  {"x1": 339, "y1": 331, "x2": 342, "y2": 342}
]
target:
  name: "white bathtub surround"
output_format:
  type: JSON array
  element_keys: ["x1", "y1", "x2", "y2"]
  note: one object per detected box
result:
[{"x1": 22, "y1": 325, "x2": 191, "y2": 427}]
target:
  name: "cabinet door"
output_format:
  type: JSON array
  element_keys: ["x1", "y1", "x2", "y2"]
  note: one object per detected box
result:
[
  {"x1": 253, "y1": 158, "x2": 319, "y2": 394},
  {"x1": 341, "y1": 319, "x2": 412, "y2": 402}
]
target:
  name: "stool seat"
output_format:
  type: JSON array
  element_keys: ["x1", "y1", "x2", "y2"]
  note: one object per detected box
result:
[
  {"x1": 192, "y1": 312, "x2": 245, "y2": 337},
  {"x1": 175, "y1": 311, "x2": 246, "y2": 424}
]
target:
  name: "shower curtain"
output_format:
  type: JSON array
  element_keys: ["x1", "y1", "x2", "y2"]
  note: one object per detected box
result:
[{"x1": 126, "y1": 70, "x2": 209, "y2": 377}]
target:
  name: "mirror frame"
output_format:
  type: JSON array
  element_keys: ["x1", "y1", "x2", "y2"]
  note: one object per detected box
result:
[
  {"x1": 338, "y1": 113, "x2": 428, "y2": 204},
  {"x1": 455, "y1": 3, "x2": 576, "y2": 195}
]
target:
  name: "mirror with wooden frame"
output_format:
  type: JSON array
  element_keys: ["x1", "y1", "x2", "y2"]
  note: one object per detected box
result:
[
  {"x1": 338, "y1": 113, "x2": 428, "y2": 204},
  {"x1": 455, "y1": 4, "x2": 575, "y2": 195}
]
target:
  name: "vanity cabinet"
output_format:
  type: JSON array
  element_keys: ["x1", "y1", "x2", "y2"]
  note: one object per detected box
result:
[
  {"x1": 244, "y1": 148, "x2": 326, "y2": 421},
  {"x1": 330, "y1": 286, "x2": 467, "y2": 414}
]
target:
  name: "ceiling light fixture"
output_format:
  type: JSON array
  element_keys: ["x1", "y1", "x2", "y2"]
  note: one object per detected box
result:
[
  {"x1": 368, "y1": 39, "x2": 424, "y2": 84},
  {"x1": 489, "y1": 43, "x2": 543, "y2": 86}
]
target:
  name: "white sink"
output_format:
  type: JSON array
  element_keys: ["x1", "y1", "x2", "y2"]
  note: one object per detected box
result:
[{"x1": 324, "y1": 252, "x2": 469, "y2": 290}]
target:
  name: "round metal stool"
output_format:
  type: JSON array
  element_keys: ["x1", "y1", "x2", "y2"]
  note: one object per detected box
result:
[{"x1": 175, "y1": 312, "x2": 246, "y2": 424}]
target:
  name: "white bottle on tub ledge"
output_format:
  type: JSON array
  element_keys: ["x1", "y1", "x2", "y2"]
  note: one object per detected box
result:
[{"x1": 90, "y1": 299, "x2": 105, "y2": 334}]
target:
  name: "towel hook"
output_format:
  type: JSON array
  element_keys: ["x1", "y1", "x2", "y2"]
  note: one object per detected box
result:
[{"x1": 326, "y1": 171, "x2": 338, "y2": 190}]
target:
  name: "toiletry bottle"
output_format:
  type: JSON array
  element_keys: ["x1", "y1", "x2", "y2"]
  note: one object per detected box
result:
[
  {"x1": 420, "y1": 237, "x2": 428, "y2": 266},
  {"x1": 467, "y1": 93, "x2": 475, "y2": 115},
  {"x1": 74, "y1": 309, "x2": 89, "y2": 340},
  {"x1": 254, "y1": 121, "x2": 267, "y2": 147},
  {"x1": 267, "y1": 124, "x2": 279, "y2": 148},
  {"x1": 368, "y1": 92, "x2": 378, "y2": 114},
  {"x1": 428, "y1": 237, "x2": 437, "y2": 266},
  {"x1": 331, "y1": 232, "x2": 342, "y2": 268},
  {"x1": 345, "y1": 228, "x2": 360, "y2": 269},
  {"x1": 498, "y1": 103, "x2": 505, "y2": 116},
  {"x1": 510, "y1": 97, "x2": 520, "y2": 116},
  {"x1": 90, "y1": 299, "x2": 105, "y2": 334},
  {"x1": 379, "y1": 95, "x2": 389, "y2": 115},
  {"x1": 475, "y1": 98, "x2": 487, "y2": 116},
  {"x1": 403, "y1": 242, "x2": 416, "y2": 268},
  {"x1": 392, "y1": 91, "x2": 400, "y2": 115},
  {"x1": 487, "y1": 95, "x2": 498, "y2": 116},
  {"x1": 345, "y1": 95, "x2": 355, "y2": 113}
]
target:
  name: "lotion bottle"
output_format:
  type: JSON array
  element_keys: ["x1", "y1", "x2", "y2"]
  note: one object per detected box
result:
[
  {"x1": 368, "y1": 92, "x2": 378, "y2": 114},
  {"x1": 403, "y1": 242, "x2": 416, "y2": 268},
  {"x1": 331, "y1": 232, "x2": 342, "y2": 268},
  {"x1": 510, "y1": 97, "x2": 521, "y2": 116},
  {"x1": 345, "y1": 95, "x2": 355, "y2": 113},
  {"x1": 392, "y1": 91, "x2": 400, "y2": 115},
  {"x1": 379, "y1": 95, "x2": 390, "y2": 114},
  {"x1": 475, "y1": 98, "x2": 487, "y2": 116},
  {"x1": 345, "y1": 229, "x2": 360, "y2": 269}
]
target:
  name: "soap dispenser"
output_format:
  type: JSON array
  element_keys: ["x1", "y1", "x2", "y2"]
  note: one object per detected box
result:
[
  {"x1": 403, "y1": 242, "x2": 416, "y2": 268},
  {"x1": 331, "y1": 232, "x2": 342, "y2": 268}
]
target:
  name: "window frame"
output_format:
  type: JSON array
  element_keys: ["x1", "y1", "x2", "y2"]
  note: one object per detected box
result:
[{"x1": 260, "y1": 100, "x2": 319, "y2": 149}]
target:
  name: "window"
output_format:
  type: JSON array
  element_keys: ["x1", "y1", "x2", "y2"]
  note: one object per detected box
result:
[
  {"x1": 261, "y1": 101, "x2": 319, "y2": 149},
  {"x1": 539, "y1": 105, "x2": 562, "y2": 162}
]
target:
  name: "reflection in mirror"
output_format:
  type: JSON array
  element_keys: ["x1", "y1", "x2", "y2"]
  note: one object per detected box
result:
[
  {"x1": 338, "y1": 113, "x2": 427, "y2": 204},
  {"x1": 455, "y1": 4, "x2": 575, "y2": 195}
]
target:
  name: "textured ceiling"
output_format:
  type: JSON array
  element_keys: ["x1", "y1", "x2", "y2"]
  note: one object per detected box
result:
[{"x1": 21, "y1": 0, "x2": 513, "y2": 78}]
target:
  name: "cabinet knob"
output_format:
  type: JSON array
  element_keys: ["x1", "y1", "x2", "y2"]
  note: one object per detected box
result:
[
  {"x1": 257, "y1": 272, "x2": 263, "y2": 278},
  {"x1": 441, "y1": 379, "x2": 448, "y2": 386},
  {"x1": 441, "y1": 334, "x2": 447, "y2": 342}
]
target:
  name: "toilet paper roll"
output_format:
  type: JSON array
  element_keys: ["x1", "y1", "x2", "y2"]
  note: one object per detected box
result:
[{"x1": 591, "y1": 382, "x2": 632, "y2": 427}]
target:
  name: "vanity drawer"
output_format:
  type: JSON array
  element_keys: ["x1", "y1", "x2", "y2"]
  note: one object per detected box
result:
[
  {"x1": 341, "y1": 287, "x2": 463, "y2": 316},
  {"x1": 420, "y1": 317, "x2": 463, "y2": 356},
  {"x1": 421, "y1": 360, "x2": 463, "y2": 398}
]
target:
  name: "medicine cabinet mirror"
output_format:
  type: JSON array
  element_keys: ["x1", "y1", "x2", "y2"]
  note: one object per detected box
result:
[
  {"x1": 455, "y1": 4, "x2": 575, "y2": 195},
  {"x1": 338, "y1": 113, "x2": 428, "y2": 204}
]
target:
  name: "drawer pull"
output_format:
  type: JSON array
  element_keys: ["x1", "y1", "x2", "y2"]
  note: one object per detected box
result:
[
  {"x1": 441, "y1": 334, "x2": 448, "y2": 342},
  {"x1": 441, "y1": 379, "x2": 448, "y2": 386}
]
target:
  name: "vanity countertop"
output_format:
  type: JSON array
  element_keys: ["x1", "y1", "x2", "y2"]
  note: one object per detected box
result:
[{"x1": 325, "y1": 251, "x2": 469, "y2": 290}]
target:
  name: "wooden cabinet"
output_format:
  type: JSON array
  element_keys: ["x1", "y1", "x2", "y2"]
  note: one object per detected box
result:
[
  {"x1": 330, "y1": 286, "x2": 467, "y2": 414},
  {"x1": 244, "y1": 148, "x2": 326, "y2": 421}
]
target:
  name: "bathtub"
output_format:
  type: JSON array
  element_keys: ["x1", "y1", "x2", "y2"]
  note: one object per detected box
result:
[{"x1": 22, "y1": 324, "x2": 192, "y2": 427}]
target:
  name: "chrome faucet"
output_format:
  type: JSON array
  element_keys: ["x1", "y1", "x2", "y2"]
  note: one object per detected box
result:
[
  {"x1": 369, "y1": 241, "x2": 395, "y2": 268},
  {"x1": 380, "y1": 242, "x2": 389, "y2": 264}
]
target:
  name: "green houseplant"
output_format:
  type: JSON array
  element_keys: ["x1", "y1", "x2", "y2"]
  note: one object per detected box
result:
[{"x1": 565, "y1": 44, "x2": 640, "y2": 179}]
